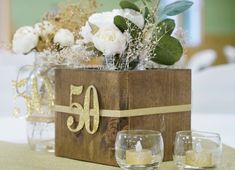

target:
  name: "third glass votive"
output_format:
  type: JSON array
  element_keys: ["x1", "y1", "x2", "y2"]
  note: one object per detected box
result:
[
  {"x1": 115, "y1": 130, "x2": 164, "y2": 170},
  {"x1": 173, "y1": 130, "x2": 222, "y2": 169}
]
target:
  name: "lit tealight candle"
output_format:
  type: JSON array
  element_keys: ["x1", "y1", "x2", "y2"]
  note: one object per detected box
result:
[
  {"x1": 185, "y1": 150, "x2": 213, "y2": 167},
  {"x1": 126, "y1": 141, "x2": 152, "y2": 165}
]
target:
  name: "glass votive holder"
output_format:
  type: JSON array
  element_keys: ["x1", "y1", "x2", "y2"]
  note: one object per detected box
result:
[
  {"x1": 173, "y1": 130, "x2": 222, "y2": 170},
  {"x1": 115, "y1": 130, "x2": 164, "y2": 170}
]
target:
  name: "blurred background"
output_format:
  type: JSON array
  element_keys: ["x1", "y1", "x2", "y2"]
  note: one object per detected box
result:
[
  {"x1": 0, "y1": 0, "x2": 235, "y2": 146},
  {"x1": 1, "y1": 0, "x2": 235, "y2": 64}
]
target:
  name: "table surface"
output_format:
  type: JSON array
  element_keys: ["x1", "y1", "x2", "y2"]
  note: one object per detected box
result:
[{"x1": 0, "y1": 142, "x2": 235, "y2": 170}]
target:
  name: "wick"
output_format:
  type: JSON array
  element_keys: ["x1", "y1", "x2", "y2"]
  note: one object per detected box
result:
[{"x1": 135, "y1": 141, "x2": 142, "y2": 152}]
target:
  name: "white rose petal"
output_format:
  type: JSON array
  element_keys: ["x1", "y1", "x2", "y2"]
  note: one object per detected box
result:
[
  {"x1": 54, "y1": 29, "x2": 75, "y2": 47},
  {"x1": 34, "y1": 21, "x2": 54, "y2": 36},
  {"x1": 92, "y1": 27, "x2": 127, "y2": 56},
  {"x1": 80, "y1": 22, "x2": 92, "y2": 43},
  {"x1": 12, "y1": 26, "x2": 39, "y2": 54},
  {"x1": 88, "y1": 10, "x2": 122, "y2": 29},
  {"x1": 87, "y1": 9, "x2": 145, "y2": 29},
  {"x1": 122, "y1": 9, "x2": 145, "y2": 29}
]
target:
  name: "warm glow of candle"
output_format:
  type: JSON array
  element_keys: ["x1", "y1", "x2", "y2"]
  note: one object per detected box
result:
[
  {"x1": 126, "y1": 141, "x2": 152, "y2": 165},
  {"x1": 185, "y1": 150, "x2": 213, "y2": 167}
]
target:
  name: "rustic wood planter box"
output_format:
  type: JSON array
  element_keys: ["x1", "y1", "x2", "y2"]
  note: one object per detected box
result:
[{"x1": 55, "y1": 69, "x2": 191, "y2": 166}]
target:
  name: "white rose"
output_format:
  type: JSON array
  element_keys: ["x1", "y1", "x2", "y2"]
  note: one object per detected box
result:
[
  {"x1": 92, "y1": 27, "x2": 127, "y2": 56},
  {"x1": 80, "y1": 22, "x2": 93, "y2": 43},
  {"x1": 122, "y1": 9, "x2": 145, "y2": 29},
  {"x1": 80, "y1": 9, "x2": 144, "y2": 43},
  {"x1": 80, "y1": 10, "x2": 124, "y2": 42},
  {"x1": 12, "y1": 26, "x2": 39, "y2": 54},
  {"x1": 54, "y1": 29, "x2": 74, "y2": 47},
  {"x1": 34, "y1": 21, "x2": 54, "y2": 36}
]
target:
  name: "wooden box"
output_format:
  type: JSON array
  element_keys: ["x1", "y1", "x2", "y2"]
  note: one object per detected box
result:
[{"x1": 55, "y1": 69, "x2": 191, "y2": 166}]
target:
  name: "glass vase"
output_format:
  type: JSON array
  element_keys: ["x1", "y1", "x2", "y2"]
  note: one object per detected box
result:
[
  {"x1": 27, "y1": 66, "x2": 55, "y2": 152},
  {"x1": 14, "y1": 63, "x2": 55, "y2": 152}
]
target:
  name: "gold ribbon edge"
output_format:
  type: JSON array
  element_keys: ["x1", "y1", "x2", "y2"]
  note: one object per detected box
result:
[
  {"x1": 26, "y1": 116, "x2": 55, "y2": 123},
  {"x1": 53, "y1": 104, "x2": 191, "y2": 118}
]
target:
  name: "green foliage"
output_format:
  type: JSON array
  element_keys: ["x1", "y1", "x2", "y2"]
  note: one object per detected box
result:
[
  {"x1": 129, "y1": 59, "x2": 139, "y2": 69},
  {"x1": 144, "y1": 6, "x2": 150, "y2": 20},
  {"x1": 113, "y1": 0, "x2": 193, "y2": 68},
  {"x1": 114, "y1": 15, "x2": 128, "y2": 33},
  {"x1": 163, "y1": 0, "x2": 193, "y2": 16},
  {"x1": 157, "y1": 19, "x2": 175, "y2": 38},
  {"x1": 120, "y1": 0, "x2": 141, "y2": 12},
  {"x1": 114, "y1": 15, "x2": 142, "y2": 38},
  {"x1": 151, "y1": 35, "x2": 183, "y2": 65}
]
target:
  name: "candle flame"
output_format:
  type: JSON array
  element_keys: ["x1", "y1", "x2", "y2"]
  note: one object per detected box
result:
[{"x1": 135, "y1": 141, "x2": 142, "y2": 152}]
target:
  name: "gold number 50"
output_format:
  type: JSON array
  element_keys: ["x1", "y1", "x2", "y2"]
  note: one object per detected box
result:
[{"x1": 67, "y1": 85, "x2": 100, "y2": 134}]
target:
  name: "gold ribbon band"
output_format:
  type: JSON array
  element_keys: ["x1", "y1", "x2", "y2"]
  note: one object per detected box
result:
[
  {"x1": 26, "y1": 116, "x2": 55, "y2": 123},
  {"x1": 54, "y1": 104, "x2": 191, "y2": 118}
]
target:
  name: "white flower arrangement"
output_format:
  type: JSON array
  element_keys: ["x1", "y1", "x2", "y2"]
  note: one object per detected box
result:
[
  {"x1": 12, "y1": 0, "x2": 193, "y2": 70},
  {"x1": 11, "y1": 0, "x2": 193, "y2": 126}
]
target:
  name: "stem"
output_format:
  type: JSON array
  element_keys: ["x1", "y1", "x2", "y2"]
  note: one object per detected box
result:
[
  {"x1": 141, "y1": 0, "x2": 151, "y2": 13},
  {"x1": 153, "y1": 0, "x2": 160, "y2": 18}
]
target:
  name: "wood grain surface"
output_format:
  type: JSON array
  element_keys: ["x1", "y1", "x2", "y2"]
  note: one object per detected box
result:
[{"x1": 55, "y1": 69, "x2": 191, "y2": 166}]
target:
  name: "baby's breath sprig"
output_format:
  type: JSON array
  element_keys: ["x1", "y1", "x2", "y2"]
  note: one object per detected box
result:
[{"x1": 44, "y1": 0, "x2": 98, "y2": 39}]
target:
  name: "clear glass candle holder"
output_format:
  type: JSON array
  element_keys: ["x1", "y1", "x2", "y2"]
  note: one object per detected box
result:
[
  {"x1": 27, "y1": 118, "x2": 55, "y2": 152},
  {"x1": 173, "y1": 131, "x2": 222, "y2": 170},
  {"x1": 115, "y1": 130, "x2": 164, "y2": 170}
]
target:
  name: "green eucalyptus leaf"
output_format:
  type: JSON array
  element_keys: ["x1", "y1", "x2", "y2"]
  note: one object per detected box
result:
[
  {"x1": 114, "y1": 15, "x2": 128, "y2": 33},
  {"x1": 129, "y1": 58, "x2": 139, "y2": 70},
  {"x1": 163, "y1": 0, "x2": 193, "y2": 16},
  {"x1": 144, "y1": 6, "x2": 150, "y2": 21},
  {"x1": 114, "y1": 15, "x2": 142, "y2": 38},
  {"x1": 120, "y1": 0, "x2": 140, "y2": 12},
  {"x1": 151, "y1": 35, "x2": 183, "y2": 65},
  {"x1": 157, "y1": 19, "x2": 175, "y2": 38}
]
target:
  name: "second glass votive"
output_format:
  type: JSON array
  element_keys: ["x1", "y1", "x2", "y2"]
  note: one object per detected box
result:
[
  {"x1": 115, "y1": 130, "x2": 164, "y2": 170},
  {"x1": 173, "y1": 130, "x2": 222, "y2": 170}
]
